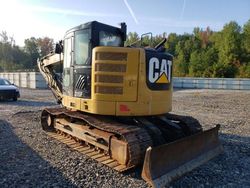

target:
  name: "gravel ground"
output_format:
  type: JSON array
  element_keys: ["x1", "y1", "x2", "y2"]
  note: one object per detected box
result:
[{"x1": 0, "y1": 88, "x2": 249, "y2": 187}]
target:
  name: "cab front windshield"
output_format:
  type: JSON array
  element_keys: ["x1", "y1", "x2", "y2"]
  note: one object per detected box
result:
[{"x1": 99, "y1": 31, "x2": 122, "y2": 47}]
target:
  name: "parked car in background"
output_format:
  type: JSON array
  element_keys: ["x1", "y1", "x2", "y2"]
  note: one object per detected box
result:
[{"x1": 0, "y1": 78, "x2": 20, "y2": 101}]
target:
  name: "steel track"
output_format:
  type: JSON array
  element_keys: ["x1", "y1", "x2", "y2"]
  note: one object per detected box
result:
[
  {"x1": 41, "y1": 107, "x2": 153, "y2": 172},
  {"x1": 41, "y1": 107, "x2": 202, "y2": 173}
]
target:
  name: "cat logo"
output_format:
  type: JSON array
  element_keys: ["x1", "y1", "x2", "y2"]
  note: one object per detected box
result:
[{"x1": 148, "y1": 57, "x2": 172, "y2": 84}]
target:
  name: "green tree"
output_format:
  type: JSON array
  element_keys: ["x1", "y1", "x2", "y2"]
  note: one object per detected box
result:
[
  {"x1": 215, "y1": 21, "x2": 241, "y2": 77},
  {"x1": 238, "y1": 63, "x2": 250, "y2": 77},
  {"x1": 202, "y1": 47, "x2": 218, "y2": 77},
  {"x1": 242, "y1": 20, "x2": 250, "y2": 54},
  {"x1": 152, "y1": 33, "x2": 167, "y2": 47},
  {"x1": 239, "y1": 19, "x2": 250, "y2": 78},
  {"x1": 174, "y1": 50, "x2": 189, "y2": 76},
  {"x1": 141, "y1": 34, "x2": 152, "y2": 47},
  {"x1": 24, "y1": 37, "x2": 39, "y2": 68},
  {"x1": 125, "y1": 32, "x2": 139, "y2": 46},
  {"x1": 165, "y1": 33, "x2": 178, "y2": 55},
  {"x1": 0, "y1": 31, "x2": 29, "y2": 71},
  {"x1": 189, "y1": 50, "x2": 203, "y2": 77},
  {"x1": 37, "y1": 37, "x2": 54, "y2": 57}
]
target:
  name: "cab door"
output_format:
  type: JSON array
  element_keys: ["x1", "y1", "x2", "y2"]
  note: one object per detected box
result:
[
  {"x1": 73, "y1": 29, "x2": 91, "y2": 99},
  {"x1": 63, "y1": 34, "x2": 74, "y2": 96}
]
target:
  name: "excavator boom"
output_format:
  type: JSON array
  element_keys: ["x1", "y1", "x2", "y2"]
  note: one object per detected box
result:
[{"x1": 38, "y1": 53, "x2": 63, "y2": 103}]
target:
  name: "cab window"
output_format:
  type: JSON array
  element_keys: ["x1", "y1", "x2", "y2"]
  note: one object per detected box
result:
[
  {"x1": 75, "y1": 29, "x2": 90, "y2": 65},
  {"x1": 99, "y1": 31, "x2": 122, "y2": 47},
  {"x1": 64, "y1": 37, "x2": 72, "y2": 68}
]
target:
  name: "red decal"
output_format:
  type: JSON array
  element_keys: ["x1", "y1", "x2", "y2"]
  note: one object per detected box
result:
[{"x1": 120, "y1": 104, "x2": 130, "y2": 112}]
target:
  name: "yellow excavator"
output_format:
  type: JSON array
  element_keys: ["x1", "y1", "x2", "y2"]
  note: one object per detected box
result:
[{"x1": 38, "y1": 21, "x2": 223, "y2": 187}]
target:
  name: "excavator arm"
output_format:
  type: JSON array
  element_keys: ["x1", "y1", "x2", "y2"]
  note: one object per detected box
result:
[{"x1": 37, "y1": 53, "x2": 63, "y2": 103}]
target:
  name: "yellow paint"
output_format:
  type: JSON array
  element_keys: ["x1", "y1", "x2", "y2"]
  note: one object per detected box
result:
[
  {"x1": 156, "y1": 73, "x2": 169, "y2": 83},
  {"x1": 62, "y1": 46, "x2": 173, "y2": 116}
]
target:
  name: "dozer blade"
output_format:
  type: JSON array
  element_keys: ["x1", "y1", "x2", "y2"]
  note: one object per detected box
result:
[{"x1": 141, "y1": 125, "x2": 223, "y2": 187}]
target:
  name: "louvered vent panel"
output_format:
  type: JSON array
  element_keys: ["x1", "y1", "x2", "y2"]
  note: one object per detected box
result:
[
  {"x1": 95, "y1": 75, "x2": 123, "y2": 83},
  {"x1": 96, "y1": 52, "x2": 127, "y2": 61},
  {"x1": 94, "y1": 52, "x2": 128, "y2": 95},
  {"x1": 95, "y1": 86, "x2": 123, "y2": 94},
  {"x1": 75, "y1": 75, "x2": 86, "y2": 90},
  {"x1": 95, "y1": 64, "x2": 126, "y2": 72}
]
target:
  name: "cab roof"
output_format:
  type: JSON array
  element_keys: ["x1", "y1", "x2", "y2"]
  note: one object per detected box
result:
[{"x1": 65, "y1": 21, "x2": 122, "y2": 36}]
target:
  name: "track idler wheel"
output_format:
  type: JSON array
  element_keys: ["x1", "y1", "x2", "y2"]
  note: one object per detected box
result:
[{"x1": 41, "y1": 110, "x2": 55, "y2": 132}]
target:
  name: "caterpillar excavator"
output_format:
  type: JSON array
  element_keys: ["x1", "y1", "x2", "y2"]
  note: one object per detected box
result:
[{"x1": 38, "y1": 21, "x2": 223, "y2": 187}]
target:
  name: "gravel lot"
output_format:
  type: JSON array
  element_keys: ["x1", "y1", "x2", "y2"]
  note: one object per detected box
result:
[{"x1": 0, "y1": 88, "x2": 249, "y2": 187}]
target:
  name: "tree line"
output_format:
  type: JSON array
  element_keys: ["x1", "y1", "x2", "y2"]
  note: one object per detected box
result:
[
  {"x1": 1, "y1": 20, "x2": 250, "y2": 77},
  {"x1": 0, "y1": 32, "x2": 53, "y2": 72},
  {"x1": 126, "y1": 20, "x2": 250, "y2": 78}
]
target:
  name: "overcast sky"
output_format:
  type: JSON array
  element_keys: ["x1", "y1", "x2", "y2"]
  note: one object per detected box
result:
[{"x1": 0, "y1": 0, "x2": 249, "y2": 46}]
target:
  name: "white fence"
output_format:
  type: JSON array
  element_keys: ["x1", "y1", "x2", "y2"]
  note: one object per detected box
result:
[
  {"x1": 0, "y1": 72, "x2": 47, "y2": 89},
  {"x1": 173, "y1": 77, "x2": 250, "y2": 90},
  {"x1": 1, "y1": 72, "x2": 250, "y2": 90}
]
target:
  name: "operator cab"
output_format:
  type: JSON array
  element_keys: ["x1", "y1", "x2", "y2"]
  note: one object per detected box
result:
[{"x1": 62, "y1": 21, "x2": 127, "y2": 98}]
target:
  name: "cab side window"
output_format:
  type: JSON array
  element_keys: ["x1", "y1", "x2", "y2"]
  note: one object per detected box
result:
[{"x1": 75, "y1": 29, "x2": 90, "y2": 65}]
